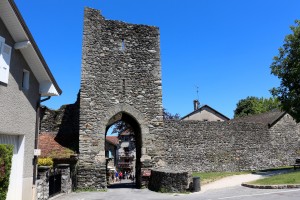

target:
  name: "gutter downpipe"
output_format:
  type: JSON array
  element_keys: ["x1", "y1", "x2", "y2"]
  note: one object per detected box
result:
[{"x1": 33, "y1": 96, "x2": 51, "y2": 185}]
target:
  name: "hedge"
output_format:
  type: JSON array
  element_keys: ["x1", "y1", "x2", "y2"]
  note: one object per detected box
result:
[
  {"x1": 0, "y1": 144, "x2": 13, "y2": 200},
  {"x1": 38, "y1": 157, "x2": 53, "y2": 167}
]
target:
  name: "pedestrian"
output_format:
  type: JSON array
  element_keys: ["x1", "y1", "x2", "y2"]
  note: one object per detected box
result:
[
  {"x1": 111, "y1": 172, "x2": 114, "y2": 183},
  {"x1": 119, "y1": 171, "x2": 123, "y2": 182},
  {"x1": 115, "y1": 171, "x2": 119, "y2": 182}
]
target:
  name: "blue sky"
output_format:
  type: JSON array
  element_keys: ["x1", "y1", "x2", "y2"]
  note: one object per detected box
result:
[{"x1": 15, "y1": 0, "x2": 300, "y2": 119}]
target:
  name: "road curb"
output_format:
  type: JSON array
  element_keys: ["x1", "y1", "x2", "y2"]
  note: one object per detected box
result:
[{"x1": 242, "y1": 183, "x2": 300, "y2": 189}]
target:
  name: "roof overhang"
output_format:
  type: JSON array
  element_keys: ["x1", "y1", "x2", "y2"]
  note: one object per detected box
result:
[
  {"x1": 0, "y1": 0, "x2": 62, "y2": 96},
  {"x1": 181, "y1": 104, "x2": 230, "y2": 121}
]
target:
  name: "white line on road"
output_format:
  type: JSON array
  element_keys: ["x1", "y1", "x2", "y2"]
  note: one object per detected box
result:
[{"x1": 217, "y1": 189, "x2": 300, "y2": 199}]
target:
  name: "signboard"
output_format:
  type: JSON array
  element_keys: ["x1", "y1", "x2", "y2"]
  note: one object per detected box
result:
[
  {"x1": 34, "y1": 149, "x2": 41, "y2": 156},
  {"x1": 142, "y1": 170, "x2": 151, "y2": 177}
]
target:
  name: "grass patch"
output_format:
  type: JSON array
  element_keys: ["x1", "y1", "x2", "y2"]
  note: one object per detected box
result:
[
  {"x1": 248, "y1": 171, "x2": 300, "y2": 185},
  {"x1": 192, "y1": 171, "x2": 250, "y2": 185}
]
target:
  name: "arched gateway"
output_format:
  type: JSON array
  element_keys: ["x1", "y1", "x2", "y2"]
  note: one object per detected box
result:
[{"x1": 78, "y1": 8, "x2": 164, "y2": 189}]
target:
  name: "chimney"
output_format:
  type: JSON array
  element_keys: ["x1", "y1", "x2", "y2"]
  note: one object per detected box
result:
[{"x1": 193, "y1": 100, "x2": 199, "y2": 111}]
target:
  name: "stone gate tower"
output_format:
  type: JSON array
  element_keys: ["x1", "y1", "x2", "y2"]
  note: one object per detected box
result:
[{"x1": 78, "y1": 8, "x2": 164, "y2": 189}]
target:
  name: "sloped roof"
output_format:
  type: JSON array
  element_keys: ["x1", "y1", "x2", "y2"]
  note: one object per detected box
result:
[
  {"x1": 231, "y1": 109, "x2": 286, "y2": 127},
  {"x1": 106, "y1": 136, "x2": 119, "y2": 146},
  {"x1": 0, "y1": 0, "x2": 61, "y2": 96},
  {"x1": 38, "y1": 132, "x2": 74, "y2": 158},
  {"x1": 181, "y1": 104, "x2": 230, "y2": 121}
]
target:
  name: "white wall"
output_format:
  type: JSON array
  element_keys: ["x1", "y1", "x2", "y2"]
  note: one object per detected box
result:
[{"x1": 0, "y1": 134, "x2": 25, "y2": 200}]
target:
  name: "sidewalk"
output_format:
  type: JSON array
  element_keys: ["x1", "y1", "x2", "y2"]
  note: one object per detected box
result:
[{"x1": 200, "y1": 173, "x2": 264, "y2": 192}]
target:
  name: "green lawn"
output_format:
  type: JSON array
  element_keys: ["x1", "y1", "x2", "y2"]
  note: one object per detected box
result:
[
  {"x1": 192, "y1": 171, "x2": 250, "y2": 185},
  {"x1": 248, "y1": 171, "x2": 300, "y2": 185},
  {"x1": 192, "y1": 167, "x2": 300, "y2": 186}
]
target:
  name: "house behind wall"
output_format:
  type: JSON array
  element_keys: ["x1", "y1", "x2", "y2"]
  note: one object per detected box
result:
[
  {"x1": 0, "y1": 1, "x2": 61, "y2": 199},
  {"x1": 0, "y1": 17, "x2": 40, "y2": 200}
]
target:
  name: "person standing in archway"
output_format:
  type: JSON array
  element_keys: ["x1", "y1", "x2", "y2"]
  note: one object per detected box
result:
[
  {"x1": 119, "y1": 171, "x2": 123, "y2": 182},
  {"x1": 115, "y1": 171, "x2": 119, "y2": 182}
]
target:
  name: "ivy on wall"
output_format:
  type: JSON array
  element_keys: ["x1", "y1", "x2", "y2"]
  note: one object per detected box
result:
[{"x1": 0, "y1": 144, "x2": 13, "y2": 200}]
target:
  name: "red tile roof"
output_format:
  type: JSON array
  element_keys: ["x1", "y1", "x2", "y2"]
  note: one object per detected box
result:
[
  {"x1": 106, "y1": 136, "x2": 119, "y2": 145},
  {"x1": 38, "y1": 132, "x2": 74, "y2": 158}
]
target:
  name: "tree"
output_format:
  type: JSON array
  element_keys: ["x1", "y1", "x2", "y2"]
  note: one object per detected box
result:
[
  {"x1": 111, "y1": 121, "x2": 132, "y2": 135},
  {"x1": 111, "y1": 108, "x2": 180, "y2": 135},
  {"x1": 163, "y1": 108, "x2": 180, "y2": 120},
  {"x1": 234, "y1": 96, "x2": 280, "y2": 118},
  {"x1": 270, "y1": 20, "x2": 300, "y2": 122}
]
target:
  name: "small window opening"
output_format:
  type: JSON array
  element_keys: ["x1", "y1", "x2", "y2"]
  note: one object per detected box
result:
[
  {"x1": 121, "y1": 39, "x2": 125, "y2": 51},
  {"x1": 122, "y1": 79, "x2": 126, "y2": 96},
  {"x1": 22, "y1": 70, "x2": 30, "y2": 90}
]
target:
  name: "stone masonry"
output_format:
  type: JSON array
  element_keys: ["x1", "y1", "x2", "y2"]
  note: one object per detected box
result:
[
  {"x1": 78, "y1": 8, "x2": 164, "y2": 189},
  {"x1": 162, "y1": 117, "x2": 300, "y2": 172},
  {"x1": 148, "y1": 168, "x2": 192, "y2": 193},
  {"x1": 39, "y1": 7, "x2": 300, "y2": 191}
]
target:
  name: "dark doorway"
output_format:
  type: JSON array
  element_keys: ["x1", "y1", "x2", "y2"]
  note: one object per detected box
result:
[{"x1": 49, "y1": 173, "x2": 61, "y2": 197}]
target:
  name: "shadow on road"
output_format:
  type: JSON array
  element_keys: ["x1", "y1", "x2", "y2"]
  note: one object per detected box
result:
[{"x1": 108, "y1": 179, "x2": 136, "y2": 189}]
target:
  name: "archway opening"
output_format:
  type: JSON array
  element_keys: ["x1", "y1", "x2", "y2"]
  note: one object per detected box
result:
[{"x1": 105, "y1": 112, "x2": 142, "y2": 189}]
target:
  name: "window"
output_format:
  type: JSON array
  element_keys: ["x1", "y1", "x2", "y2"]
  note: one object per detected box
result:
[
  {"x1": 120, "y1": 39, "x2": 125, "y2": 51},
  {"x1": 22, "y1": 70, "x2": 30, "y2": 90},
  {"x1": 0, "y1": 36, "x2": 12, "y2": 84}
]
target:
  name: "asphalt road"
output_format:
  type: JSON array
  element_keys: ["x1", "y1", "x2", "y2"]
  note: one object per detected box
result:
[{"x1": 52, "y1": 181, "x2": 300, "y2": 200}]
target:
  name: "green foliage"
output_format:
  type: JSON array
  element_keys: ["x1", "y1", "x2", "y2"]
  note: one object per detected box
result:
[
  {"x1": 159, "y1": 187, "x2": 168, "y2": 193},
  {"x1": 112, "y1": 121, "x2": 132, "y2": 135},
  {"x1": 111, "y1": 108, "x2": 180, "y2": 136},
  {"x1": 0, "y1": 144, "x2": 13, "y2": 200},
  {"x1": 248, "y1": 171, "x2": 300, "y2": 185},
  {"x1": 37, "y1": 157, "x2": 53, "y2": 167},
  {"x1": 163, "y1": 108, "x2": 180, "y2": 120},
  {"x1": 234, "y1": 96, "x2": 280, "y2": 118},
  {"x1": 270, "y1": 20, "x2": 300, "y2": 122}
]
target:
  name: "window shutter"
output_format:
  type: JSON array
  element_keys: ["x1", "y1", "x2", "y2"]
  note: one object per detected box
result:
[{"x1": 0, "y1": 43, "x2": 12, "y2": 84}]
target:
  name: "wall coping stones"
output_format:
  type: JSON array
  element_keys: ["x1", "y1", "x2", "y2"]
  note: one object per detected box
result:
[{"x1": 242, "y1": 183, "x2": 300, "y2": 189}]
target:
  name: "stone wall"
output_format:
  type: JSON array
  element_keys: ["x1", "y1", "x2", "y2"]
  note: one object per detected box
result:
[
  {"x1": 40, "y1": 102, "x2": 300, "y2": 187},
  {"x1": 36, "y1": 165, "x2": 72, "y2": 200},
  {"x1": 40, "y1": 97, "x2": 79, "y2": 153},
  {"x1": 162, "y1": 119, "x2": 300, "y2": 172},
  {"x1": 36, "y1": 168, "x2": 49, "y2": 200},
  {"x1": 78, "y1": 7, "x2": 164, "y2": 189},
  {"x1": 40, "y1": 98, "x2": 79, "y2": 135},
  {"x1": 268, "y1": 114, "x2": 300, "y2": 166},
  {"x1": 148, "y1": 168, "x2": 192, "y2": 193}
]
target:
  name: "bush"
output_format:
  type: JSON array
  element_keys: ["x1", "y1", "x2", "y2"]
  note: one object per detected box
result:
[
  {"x1": 38, "y1": 157, "x2": 53, "y2": 167},
  {"x1": 0, "y1": 144, "x2": 13, "y2": 200}
]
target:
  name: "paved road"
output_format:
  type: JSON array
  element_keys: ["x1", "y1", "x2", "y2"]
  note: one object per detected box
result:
[{"x1": 52, "y1": 180, "x2": 300, "y2": 200}]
